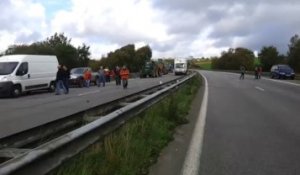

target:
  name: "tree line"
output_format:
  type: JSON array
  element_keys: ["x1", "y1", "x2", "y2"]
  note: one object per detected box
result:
[
  {"x1": 210, "y1": 34, "x2": 300, "y2": 72},
  {"x1": 89, "y1": 44, "x2": 152, "y2": 72},
  {"x1": 2, "y1": 33, "x2": 90, "y2": 69},
  {"x1": 1, "y1": 33, "x2": 152, "y2": 72}
]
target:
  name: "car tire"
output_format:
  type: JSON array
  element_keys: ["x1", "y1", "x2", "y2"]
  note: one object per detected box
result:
[{"x1": 11, "y1": 85, "x2": 22, "y2": 97}]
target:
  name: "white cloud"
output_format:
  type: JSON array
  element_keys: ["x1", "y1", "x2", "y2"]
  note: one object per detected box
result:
[
  {"x1": 1, "y1": 0, "x2": 300, "y2": 58},
  {"x1": 0, "y1": 0, "x2": 47, "y2": 50},
  {"x1": 50, "y1": 0, "x2": 170, "y2": 58}
]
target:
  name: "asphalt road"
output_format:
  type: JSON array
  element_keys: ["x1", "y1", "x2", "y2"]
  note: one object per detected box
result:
[
  {"x1": 0, "y1": 75, "x2": 178, "y2": 139},
  {"x1": 198, "y1": 71, "x2": 300, "y2": 175}
]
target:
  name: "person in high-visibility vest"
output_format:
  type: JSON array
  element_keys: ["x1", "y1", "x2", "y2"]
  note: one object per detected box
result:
[{"x1": 120, "y1": 65, "x2": 130, "y2": 89}]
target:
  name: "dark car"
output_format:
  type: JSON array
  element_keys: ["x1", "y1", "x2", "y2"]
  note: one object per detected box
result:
[
  {"x1": 270, "y1": 64, "x2": 295, "y2": 79},
  {"x1": 69, "y1": 67, "x2": 98, "y2": 87}
]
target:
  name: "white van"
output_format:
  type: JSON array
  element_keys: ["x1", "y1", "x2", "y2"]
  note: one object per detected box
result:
[
  {"x1": 0, "y1": 55, "x2": 59, "y2": 97},
  {"x1": 174, "y1": 58, "x2": 188, "y2": 75}
]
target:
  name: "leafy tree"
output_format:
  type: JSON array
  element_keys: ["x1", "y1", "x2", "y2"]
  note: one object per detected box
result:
[
  {"x1": 287, "y1": 34, "x2": 300, "y2": 72},
  {"x1": 92, "y1": 44, "x2": 153, "y2": 72},
  {"x1": 134, "y1": 45, "x2": 152, "y2": 71},
  {"x1": 3, "y1": 33, "x2": 91, "y2": 69},
  {"x1": 77, "y1": 43, "x2": 91, "y2": 67},
  {"x1": 212, "y1": 47, "x2": 255, "y2": 70},
  {"x1": 258, "y1": 46, "x2": 283, "y2": 71}
]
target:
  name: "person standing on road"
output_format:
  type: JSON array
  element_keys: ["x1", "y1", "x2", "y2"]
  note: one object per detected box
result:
[
  {"x1": 97, "y1": 66, "x2": 105, "y2": 87},
  {"x1": 254, "y1": 66, "x2": 259, "y2": 79},
  {"x1": 240, "y1": 65, "x2": 245, "y2": 80},
  {"x1": 84, "y1": 69, "x2": 92, "y2": 88},
  {"x1": 120, "y1": 65, "x2": 130, "y2": 89},
  {"x1": 114, "y1": 66, "x2": 121, "y2": 85},
  {"x1": 62, "y1": 65, "x2": 70, "y2": 94},
  {"x1": 258, "y1": 66, "x2": 262, "y2": 79},
  {"x1": 55, "y1": 65, "x2": 67, "y2": 95}
]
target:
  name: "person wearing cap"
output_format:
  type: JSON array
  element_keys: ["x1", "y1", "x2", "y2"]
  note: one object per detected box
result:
[{"x1": 120, "y1": 65, "x2": 130, "y2": 89}]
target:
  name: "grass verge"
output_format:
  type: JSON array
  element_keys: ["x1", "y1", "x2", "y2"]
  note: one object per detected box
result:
[{"x1": 52, "y1": 74, "x2": 202, "y2": 175}]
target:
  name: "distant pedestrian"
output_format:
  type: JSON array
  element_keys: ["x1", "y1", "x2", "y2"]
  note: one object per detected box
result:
[
  {"x1": 105, "y1": 68, "x2": 110, "y2": 82},
  {"x1": 55, "y1": 65, "x2": 67, "y2": 95},
  {"x1": 258, "y1": 66, "x2": 262, "y2": 79},
  {"x1": 240, "y1": 65, "x2": 245, "y2": 80},
  {"x1": 120, "y1": 65, "x2": 130, "y2": 89},
  {"x1": 254, "y1": 66, "x2": 259, "y2": 79},
  {"x1": 97, "y1": 66, "x2": 105, "y2": 87},
  {"x1": 114, "y1": 66, "x2": 121, "y2": 85},
  {"x1": 62, "y1": 65, "x2": 70, "y2": 94},
  {"x1": 84, "y1": 69, "x2": 92, "y2": 87}
]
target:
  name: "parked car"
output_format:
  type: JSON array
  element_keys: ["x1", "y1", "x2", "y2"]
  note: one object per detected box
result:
[
  {"x1": 0, "y1": 54, "x2": 58, "y2": 97},
  {"x1": 270, "y1": 64, "x2": 295, "y2": 79},
  {"x1": 69, "y1": 67, "x2": 98, "y2": 87}
]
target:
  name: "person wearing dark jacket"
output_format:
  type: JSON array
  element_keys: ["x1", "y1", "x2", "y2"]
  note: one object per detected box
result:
[
  {"x1": 114, "y1": 66, "x2": 121, "y2": 85},
  {"x1": 55, "y1": 65, "x2": 67, "y2": 95},
  {"x1": 62, "y1": 65, "x2": 70, "y2": 94}
]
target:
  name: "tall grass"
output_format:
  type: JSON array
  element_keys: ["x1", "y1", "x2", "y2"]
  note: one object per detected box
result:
[{"x1": 53, "y1": 75, "x2": 201, "y2": 175}]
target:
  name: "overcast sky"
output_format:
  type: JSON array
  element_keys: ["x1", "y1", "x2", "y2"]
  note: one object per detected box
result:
[{"x1": 0, "y1": 0, "x2": 299, "y2": 59}]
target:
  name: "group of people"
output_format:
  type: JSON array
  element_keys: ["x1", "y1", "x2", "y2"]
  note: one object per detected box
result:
[
  {"x1": 240, "y1": 65, "x2": 262, "y2": 80},
  {"x1": 96, "y1": 65, "x2": 129, "y2": 88},
  {"x1": 55, "y1": 65, "x2": 130, "y2": 95},
  {"x1": 55, "y1": 65, "x2": 70, "y2": 95}
]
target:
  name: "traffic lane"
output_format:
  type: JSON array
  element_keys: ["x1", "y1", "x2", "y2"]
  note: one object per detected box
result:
[
  {"x1": 199, "y1": 71, "x2": 300, "y2": 175},
  {"x1": 0, "y1": 75, "x2": 179, "y2": 139}
]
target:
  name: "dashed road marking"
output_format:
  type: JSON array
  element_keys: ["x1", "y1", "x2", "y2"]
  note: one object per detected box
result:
[
  {"x1": 255, "y1": 86, "x2": 265, "y2": 91},
  {"x1": 78, "y1": 90, "x2": 100, "y2": 96}
]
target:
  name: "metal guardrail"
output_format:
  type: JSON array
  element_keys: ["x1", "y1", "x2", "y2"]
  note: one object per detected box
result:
[{"x1": 0, "y1": 73, "x2": 196, "y2": 175}]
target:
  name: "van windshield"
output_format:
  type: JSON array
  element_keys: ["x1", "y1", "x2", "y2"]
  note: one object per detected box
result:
[
  {"x1": 0, "y1": 62, "x2": 19, "y2": 75},
  {"x1": 175, "y1": 63, "x2": 185, "y2": 68},
  {"x1": 71, "y1": 68, "x2": 85, "y2": 74}
]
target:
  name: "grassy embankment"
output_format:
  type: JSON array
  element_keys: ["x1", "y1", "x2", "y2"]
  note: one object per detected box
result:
[
  {"x1": 52, "y1": 74, "x2": 202, "y2": 175},
  {"x1": 193, "y1": 60, "x2": 212, "y2": 70}
]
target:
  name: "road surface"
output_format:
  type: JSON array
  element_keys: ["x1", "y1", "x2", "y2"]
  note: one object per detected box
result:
[
  {"x1": 0, "y1": 75, "x2": 178, "y2": 139},
  {"x1": 198, "y1": 71, "x2": 300, "y2": 175}
]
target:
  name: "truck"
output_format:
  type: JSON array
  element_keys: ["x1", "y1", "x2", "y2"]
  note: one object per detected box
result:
[
  {"x1": 0, "y1": 54, "x2": 58, "y2": 97},
  {"x1": 174, "y1": 58, "x2": 188, "y2": 75},
  {"x1": 69, "y1": 67, "x2": 98, "y2": 87},
  {"x1": 140, "y1": 60, "x2": 168, "y2": 78}
]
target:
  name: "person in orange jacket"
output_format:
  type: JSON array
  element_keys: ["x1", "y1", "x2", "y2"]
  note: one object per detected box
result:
[
  {"x1": 120, "y1": 65, "x2": 130, "y2": 89},
  {"x1": 84, "y1": 69, "x2": 92, "y2": 87}
]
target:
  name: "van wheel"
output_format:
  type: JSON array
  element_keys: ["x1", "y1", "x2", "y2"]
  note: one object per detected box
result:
[
  {"x1": 48, "y1": 82, "x2": 55, "y2": 92},
  {"x1": 11, "y1": 85, "x2": 21, "y2": 97}
]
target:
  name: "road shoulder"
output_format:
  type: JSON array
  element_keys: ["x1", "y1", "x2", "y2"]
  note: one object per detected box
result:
[{"x1": 148, "y1": 75, "x2": 205, "y2": 175}]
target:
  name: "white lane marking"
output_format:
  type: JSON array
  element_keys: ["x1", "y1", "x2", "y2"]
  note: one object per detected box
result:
[
  {"x1": 218, "y1": 71, "x2": 300, "y2": 87},
  {"x1": 255, "y1": 86, "x2": 265, "y2": 91},
  {"x1": 263, "y1": 77, "x2": 300, "y2": 87},
  {"x1": 78, "y1": 90, "x2": 100, "y2": 96},
  {"x1": 181, "y1": 72, "x2": 208, "y2": 175}
]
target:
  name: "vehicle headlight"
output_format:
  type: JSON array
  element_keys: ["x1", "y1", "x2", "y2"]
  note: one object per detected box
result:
[{"x1": 0, "y1": 76, "x2": 8, "y2": 81}]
